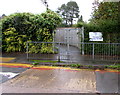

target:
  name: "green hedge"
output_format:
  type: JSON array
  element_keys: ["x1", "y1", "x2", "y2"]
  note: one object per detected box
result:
[
  {"x1": 77, "y1": 20, "x2": 120, "y2": 55},
  {"x1": 1, "y1": 10, "x2": 62, "y2": 52}
]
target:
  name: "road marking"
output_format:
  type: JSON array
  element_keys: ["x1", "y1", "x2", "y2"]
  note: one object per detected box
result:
[
  {"x1": 0, "y1": 63, "x2": 33, "y2": 68},
  {"x1": 0, "y1": 57, "x2": 15, "y2": 62},
  {"x1": 0, "y1": 72, "x2": 19, "y2": 79},
  {"x1": 0, "y1": 63, "x2": 119, "y2": 73},
  {"x1": 95, "y1": 69, "x2": 120, "y2": 73},
  {"x1": 32, "y1": 66, "x2": 91, "y2": 72}
]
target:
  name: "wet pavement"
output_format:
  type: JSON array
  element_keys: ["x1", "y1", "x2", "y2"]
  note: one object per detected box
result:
[
  {"x1": 0, "y1": 56, "x2": 119, "y2": 93},
  {"x1": 95, "y1": 70, "x2": 119, "y2": 93},
  {"x1": 0, "y1": 65, "x2": 119, "y2": 93}
]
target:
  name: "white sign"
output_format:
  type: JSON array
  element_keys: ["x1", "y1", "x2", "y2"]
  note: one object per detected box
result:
[{"x1": 89, "y1": 32, "x2": 103, "y2": 41}]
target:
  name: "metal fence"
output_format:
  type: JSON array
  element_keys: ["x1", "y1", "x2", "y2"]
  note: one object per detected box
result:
[
  {"x1": 26, "y1": 42, "x2": 120, "y2": 63},
  {"x1": 82, "y1": 43, "x2": 120, "y2": 62}
]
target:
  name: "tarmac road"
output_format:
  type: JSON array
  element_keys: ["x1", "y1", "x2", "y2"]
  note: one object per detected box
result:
[{"x1": 0, "y1": 66, "x2": 28, "y2": 83}]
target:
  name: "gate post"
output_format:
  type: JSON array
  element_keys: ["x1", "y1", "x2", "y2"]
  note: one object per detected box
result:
[
  {"x1": 53, "y1": 31, "x2": 55, "y2": 53},
  {"x1": 82, "y1": 43, "x2": 84, "y2": 55},
  {"x1": 26, "y1": 41, "x2": 29, "y2": 59},
  {"x1": 81, "y1": 27, "x2": 84, "y2": 55},
  {"x1": 58, "y1": 42, "x2": 60, "y2": 62},
  {"x1": 92, "y1": 43, "x2": 95, "y2": 60}
]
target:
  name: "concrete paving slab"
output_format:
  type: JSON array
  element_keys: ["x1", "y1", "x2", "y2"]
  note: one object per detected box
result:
[{"x1": 1, "y1": 68, "x2": 96, "y2": 93}]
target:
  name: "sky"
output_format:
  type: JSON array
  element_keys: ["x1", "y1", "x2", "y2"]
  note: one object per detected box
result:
[{"x1": 0, "y1": 0, "x2": 103, "y2": 22}]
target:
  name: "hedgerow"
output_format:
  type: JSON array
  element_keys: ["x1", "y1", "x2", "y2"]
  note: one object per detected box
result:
[{"x1": 1, "y1": 10, "x2": 62, "y2": 52}]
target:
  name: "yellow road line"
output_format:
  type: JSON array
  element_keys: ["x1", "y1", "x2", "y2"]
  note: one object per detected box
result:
[
  {"x1": 0, "y1": 63, "x2": 119, "y2": 72},
  {"x1": 33, "y1": 65, "x2": 86, "y2": 71},
  {"x1": 0, "y1": 63, "x2": 32, "y2": 67},
  {"x1": 0, "y1": 57, "x2": 15, "y2": 62},
  {"x1": 95, "y1": 69, "x2": 119, "y2": 72}
]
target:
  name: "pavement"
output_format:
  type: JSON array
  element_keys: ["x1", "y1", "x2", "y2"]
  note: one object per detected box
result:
[{"x1": 0, "y1": 57, "x2": 120, "y2": 94}]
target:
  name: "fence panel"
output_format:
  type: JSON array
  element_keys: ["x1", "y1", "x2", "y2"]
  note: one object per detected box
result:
[
  {"x1": 82, "y1": 43, "x2": 120, "y2": 63},
  {"x1": 26, "y1": 42, "x2": 120, "y2": 63}
]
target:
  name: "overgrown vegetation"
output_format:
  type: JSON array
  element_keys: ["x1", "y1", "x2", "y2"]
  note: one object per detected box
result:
[
  {"x1": 77, "y1": 2, "x2": 119, "y2": 42},
  {"x1": 105, "y1": 64, "x2": 120, "y2": 70},
  {"x1": 76, "y1": 2, "x2": 120, "y2": 56},
  {"x1": 1, "y1": 10, "x2": 62, "y2": 52}
]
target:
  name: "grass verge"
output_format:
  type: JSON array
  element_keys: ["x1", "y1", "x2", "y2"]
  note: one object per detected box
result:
[
  {"x1": 31, "y1": 60, "x2": 64, "y2": 64},
  {"x1": 31, "y1": 60, "x2": 120, "y2": 70}
]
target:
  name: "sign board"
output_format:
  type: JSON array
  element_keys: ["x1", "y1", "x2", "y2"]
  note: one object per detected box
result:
[{"x1": 89, "y1": 32, "x2": 103, "y2": 41}]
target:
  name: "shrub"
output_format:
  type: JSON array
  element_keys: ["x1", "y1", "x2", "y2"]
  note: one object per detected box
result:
[
  {"x1": 76, "y1": 19, "x2": 120, "y2": 55},
  {"x1": 2, "y1": 10, "x2": 62, "y2": 52}
]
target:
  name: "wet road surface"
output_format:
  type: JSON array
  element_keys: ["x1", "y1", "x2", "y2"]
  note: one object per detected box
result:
[
  {"x1": 0, "y1": 66, "x2": 28, "y2": 83},
  {"x1": 1, "y1": 65, "x2": 119, "y2": 93}
]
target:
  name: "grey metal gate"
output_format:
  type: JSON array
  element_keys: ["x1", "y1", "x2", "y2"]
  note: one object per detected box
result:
[
  {"x1": 26, "y1": 27, "x2": 120, "y2": 63},
  {"x1": 54, "y1": 27, "x2": 83, "y2": 61}
]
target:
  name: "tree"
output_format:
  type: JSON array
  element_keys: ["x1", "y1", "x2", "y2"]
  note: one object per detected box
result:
[
  {"x1": 88, "y1": 1, "x2": 120, "y2": 43},
  {"x1": 57, "y1": 1, "x2": 79, "y2": 26},
  {"x1": 41, "y1": 0, "x2": 49, "y2": 10},
  {"x1": 90, "y1": 1, "x2": 119, "y2": 23},
  {"x1": 2, "y1": 14, "x2": 6, "y2": 17},
  {"x1": 77, "y1": 15, "x2": 83, "y2": 23},
  {"x1": 57, "y1": 4, "x2": 68, "y2": 26},
  {"x1": 0, "y1": 14, "x2": 6, "y2": 19}
]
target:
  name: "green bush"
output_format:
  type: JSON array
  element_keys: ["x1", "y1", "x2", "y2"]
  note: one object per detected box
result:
[
  {"x1": 2, "y1": 27, "x2": 27, "y2": 52},
  {"x1": 77, "y1": 19, "x2": 120, "y2": 55},
  {"x1": 2, "y1": 10, "x2": 62, "y2": 53},
  {"x1": 77, "y1": 19, "x2": 119, "y2": 43}
]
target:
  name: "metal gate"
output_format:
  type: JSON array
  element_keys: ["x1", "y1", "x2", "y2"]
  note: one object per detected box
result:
[
  {"x1": 26, "y1": 28, "x2": 120, "y2": 63},
  {"x1": 54, "y1": 27, "x2": 83, "y2": 62}
]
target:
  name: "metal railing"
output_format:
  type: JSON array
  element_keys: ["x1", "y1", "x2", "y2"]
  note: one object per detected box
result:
[
  {"x1": 26, "y1": 42, "x2": 120, "y2": 63},
  {"x1": 82, "y1": 43, "x2": 120, "y2": 62}
]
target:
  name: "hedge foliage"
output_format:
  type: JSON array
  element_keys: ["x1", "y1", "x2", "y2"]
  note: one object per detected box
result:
[
  {"x1": 76, "y1": 19, "x2": 120, "y2": 55},
  {"x1": 1, "y1": 10, "x2": 62, "y2": 52},
  {"x1": 77, "y1": 19, "x2": 120, "y2": 43}
]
